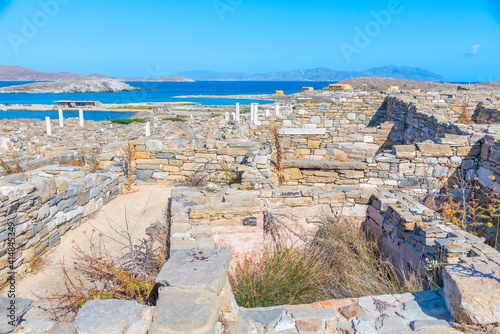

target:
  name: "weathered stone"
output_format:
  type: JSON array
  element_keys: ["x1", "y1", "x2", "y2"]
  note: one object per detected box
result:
[
  {"x1": 0, "y1": 297, "x2": 33, "y2": 333},
  {"x1": 150, "y1": 288, "x2": 218, "y2": 334},
  {"x1": 417, "y1": 143, "x2": 453, "y2": 157},
  {"x1": 145, "y1": 140, "x2": 163, "y2": 153},
  {"x1": 443, "y1": 262, "x2": 500, "y2": 325},
  {"x1": 16, "y1": 319, "x2": 56, "y2": 333},
  {"x1": 282, "y1": 160, "x2": 367, "y2": 170},
  {"x1": 75, "y1": 299, "x2": 153, "y2": 334},
  {"x1": 156, "y1": 249, "x2": 230, "y2": 294}
]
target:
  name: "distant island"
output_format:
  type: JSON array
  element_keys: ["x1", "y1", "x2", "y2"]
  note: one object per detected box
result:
[
  {"x1": 0, "y1": 64, "x2": 451, "y2": 83},
  {"x1": 176, "y1": 65, "x2": 449, "y2": 82},
  {"x1": 0, "y1": 65, "x2": 194, "y2": 82},
  {"x1": 0, "y1": 80, "x2": 141, "y2": 94}
]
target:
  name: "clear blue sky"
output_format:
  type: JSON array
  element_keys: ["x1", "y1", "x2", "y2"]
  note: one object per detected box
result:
[{"x1": 0, "y1": 0, "x2": 498, "y2": 81}]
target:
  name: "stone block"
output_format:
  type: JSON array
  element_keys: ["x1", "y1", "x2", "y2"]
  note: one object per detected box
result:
[
  {"x1": 417, "y1": 143, "x2": 453, "y2": 157},
  {"x1": 75, "y1": 299, "x2": 153, "y2": 334},
  {"x1": 150, "y1": 288, "x2": 218, "y2": 334},
  {"x1": 156, "y1": 249, "x2": 230, "y2": 294},
  {"x1": 444, "y1": 262, "x2": 500, "y2": 325}
]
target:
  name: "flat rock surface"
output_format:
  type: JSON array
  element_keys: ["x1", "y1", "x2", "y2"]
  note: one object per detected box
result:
[
  {"x1": 149, "y1": 287, "x2": 218, "y2": 334},
  {"x1": 156, "y1": 249, "x2": 230, "y2": 294},
  {"x1": 75, "y1": 299, "x2": 153, "y2": 334},
  {"x1": 0, "y1": 297, "x2": 33, "y2": 333}
]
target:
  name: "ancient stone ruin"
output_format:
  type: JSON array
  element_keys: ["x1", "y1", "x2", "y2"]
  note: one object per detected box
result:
[{"x1": 0, "y1": 87, "x2": 499, "y2": 333}]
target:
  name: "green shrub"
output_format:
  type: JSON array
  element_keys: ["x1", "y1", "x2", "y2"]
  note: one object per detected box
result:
[
  {"x1": 162, "y1": 117, "x2": 186, "y2": 122},
  {"x1": 111, "y1": 118, "x2": 145, "y2": 124}
]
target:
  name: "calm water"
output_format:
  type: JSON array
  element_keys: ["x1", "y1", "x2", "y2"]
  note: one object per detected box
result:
[
  {"x1": 0, "y1": 110, "x2": 134, "y2": 121},
  {"x1": 0, "y1": 81, "x2": 333, "y2": 106}
]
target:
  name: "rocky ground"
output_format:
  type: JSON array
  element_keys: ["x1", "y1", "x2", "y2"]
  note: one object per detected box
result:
[{"x1": 0, "y1": 80, "x2": 141, "y2": 94}]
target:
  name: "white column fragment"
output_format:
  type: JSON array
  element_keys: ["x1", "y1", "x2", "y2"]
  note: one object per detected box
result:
[
  {"x1": 78, "y1": 108, "x2": 84, "y2": 127},
  {"x1": 145, "y1": 122, "x2": 151, "y2": 137},
  {"x1": 275, "y1": 103, "x2": 280, "y2": 116},
  {"x1": 235, "y1": 103, "x2": 240, "y2": 121},
  {"x1": 154, "y1": 116, "x2": 158, "y2": 128},
  {"x1": 58, "y1": 108, "x2": 64, "y2": 127},
  {"x1": 265, "y1": 108, "x2": 270, "y2": 117},
  {"x1": 250, "y1": 104, "x2": 255, "y2": 124},
  {"x1": 45, "y1": 117, "x2": 52, "y2": 136}
]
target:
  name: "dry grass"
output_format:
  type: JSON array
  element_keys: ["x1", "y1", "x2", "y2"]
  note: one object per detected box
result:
[
  {"x1": 229, "y1": 216, "x2": 424, "y2": 308},
  {"x1": 121, "y1": 141, "x2": 136, "y2": 193},
  {"x1": 36, "y1": 231, "x2": 157, "y2": 320},
  {"x1": 271, "y1": 127, "x2": 286, "y2": 185},
  {"x1": 439, "y1": 175, "x2": 500, "y2": 249},
  {"x1": 37, "y1": 196, "x2": 170, "y2": 320}
]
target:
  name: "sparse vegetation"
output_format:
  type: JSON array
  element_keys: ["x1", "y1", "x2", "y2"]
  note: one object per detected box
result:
[
  {"x1": 439, "y1": 175, "x2": 500, "y2": 249},
  {"x1": 229, "y1": 215, "x2": 425, "y2": 308},
  {"x1": 111, "y1": 118, "x2": 145, "y2": 124},
  {"x1": 271, "y1": 127, "x2": 285, "y2": 185},
  {"x1": 162, "y1": 117, "x2": 186, "y2": 122},
  {"x1": 121, "y1": 141, "x2": 136, "y2": 193}
]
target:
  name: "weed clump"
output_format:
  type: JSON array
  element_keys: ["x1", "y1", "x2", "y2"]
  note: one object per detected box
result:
[{"x1": 229, "y1": 216, "x2": 424, "y2": 308}]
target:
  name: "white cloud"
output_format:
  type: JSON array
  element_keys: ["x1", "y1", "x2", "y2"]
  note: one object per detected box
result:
[{"x1": 465, "y1": 44, "x2": 481, "y2": 57}]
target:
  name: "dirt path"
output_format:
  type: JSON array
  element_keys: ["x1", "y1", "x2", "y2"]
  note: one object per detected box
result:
[{"x1": 5, "y1": 183, "x2": 173, "y2": 321}]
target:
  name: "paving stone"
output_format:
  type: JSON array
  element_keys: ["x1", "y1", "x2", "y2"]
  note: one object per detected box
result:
[
  {"x1": 239, "y1": 306, "x2": 285, "y2": 330},
  {"x1": 150, "y1": 287, "x2": 218, "y2": 334},
  {"x1": 0, "y1": 297, "x2": 33, "y2": 333},
  {"x1": 75, "y1": 299, "x2": 153, "y2": 334},
  {"x1": 274, "y1": 314, "x2": 296, "y2": 332},
  {"x1": 374, "y1": 315, "x2": 410, "y2": 334},
  {"x1": 46, "y1": 322, "x2": 76, "y2": 334},
  {"x1": 410, "y1": 319, "x2": 452, "y2": 331},
  {"x1": 16, "y1": 319, "x2": 56, "y2": 333},
  {"x1": 291, "y1": 306, "x2": 339, "y2": 320}
]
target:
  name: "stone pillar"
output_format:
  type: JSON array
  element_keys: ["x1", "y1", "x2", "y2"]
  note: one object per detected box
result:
[
  {"x1": 250, "y1": 104, "x2": 255, "y2": 124},
  {"x1": 253, "y1": 103, "x2": 260, "y2": 125},
  {"x1": 224, "y1": 112, "x2": 229, "y2": 121},
  {"x1": 45, "y1": 117, "x2": 52, "y2": 136},
  {"x1": 58, "y1": 108, "x2": 64, "y2": 127},
  {"x1": 154, "y1": 116, "x2": 158, "y2": 128},
  {"x1": 265, "y1": 108, "x2": 270, "y2": 118},
  {"x1": 235, "y1": 103, "x2": 240, "y2": 121},
  {"x1": 145, "y1": 122, "x2": 151, "y2": 137},
  {"x1": 79, "y1": 109, "x2": 84, "y2": 127},
  {"x1": 275, "y1": 103, "x2": 280, "y2": 116}
]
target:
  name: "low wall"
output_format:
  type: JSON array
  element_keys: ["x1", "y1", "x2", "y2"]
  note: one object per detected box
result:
[{"x1": 0, "y1": 166, "x2": 125, "y2": 286}]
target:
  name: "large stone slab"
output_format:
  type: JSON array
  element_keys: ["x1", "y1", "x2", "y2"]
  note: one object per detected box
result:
[
  {"x1": 156, "y1": 249, "x2": 230, "y2": 294},
  {"x1": 75, "y1": 299, "x2": 153, "y2": 334},
  {"x1": 282, "y1": 160, "x2": 367, "y2": 171},
  {"x1": 0, "y1": 297, "x2": 33, "y2": 333},
  {"x1": 149, "y1": 288, "x2": 219, "y2": 334},
  {"x1": 443, "y1": 262, "x2": 500, "y2": 325}
]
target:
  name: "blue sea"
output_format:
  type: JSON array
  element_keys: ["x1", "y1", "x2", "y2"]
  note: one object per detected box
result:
[
  {"x1": 0, "y1": 81, "x2": 333, "y2": 106},
  {"x1": 0, "y1": 110, "x2": 134, "y2": 121}
]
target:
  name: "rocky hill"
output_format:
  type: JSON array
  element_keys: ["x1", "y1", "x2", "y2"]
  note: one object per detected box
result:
[
  {"x1": 0, "y1": 80, "x2": 141, "y2": 93},
  {"x1": 0, "y1": 65, "x2": 194, "y2": 82},
  {"x1": 176, "y1": 65, "x2": 449, "y2": 82}
]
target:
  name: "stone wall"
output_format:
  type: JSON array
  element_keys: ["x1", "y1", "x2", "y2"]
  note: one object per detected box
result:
[{"x1": 0, "y1": 167, "x2": 124, "y2": 286}]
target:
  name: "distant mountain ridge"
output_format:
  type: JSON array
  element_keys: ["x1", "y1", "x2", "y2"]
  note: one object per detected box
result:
[
  {"x1": 177, "y1": 66, "x2": 448, "y2": 82},
  {"x1": 0, "y1": 65, "x2": 194, "y2": 82}
]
